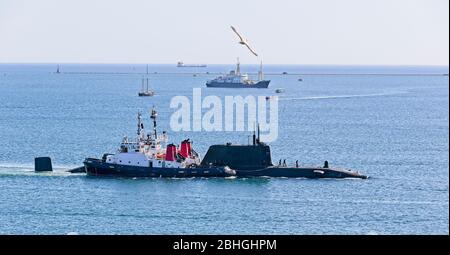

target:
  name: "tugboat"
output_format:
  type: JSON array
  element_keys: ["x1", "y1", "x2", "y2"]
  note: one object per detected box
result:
[
  {"x1": 206, "y1": 59, "x2": 270, "y2": 88},
  {"x1": 83, "y1": 108, "x2": 235, "y2": 177},
  {"x1": 199, "y1": 126, "x2": 368, "y2": 179},
  {"x1": 138, "y1": 78, "x2": 155, "y2": 97}
]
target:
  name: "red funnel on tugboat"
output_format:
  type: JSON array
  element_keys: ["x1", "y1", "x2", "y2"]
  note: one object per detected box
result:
[
  {"x1": 165, "y1": 144, "x2": 177, "y2": 161},
  {"x1": 180, "y1": 139, "x2": 191, "y2": 158}
]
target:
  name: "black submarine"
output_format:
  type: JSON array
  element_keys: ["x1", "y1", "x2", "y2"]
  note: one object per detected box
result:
[{"x1": 199, "y1": 128, "x2": 367, "y2": 179}]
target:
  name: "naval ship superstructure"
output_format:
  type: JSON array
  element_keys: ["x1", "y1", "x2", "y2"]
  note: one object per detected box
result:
[
  {"x1": 206, "y1": 59, "x2": 270, "y2": 88},
  {"x1": 83, "y1": 109, "x2": 235, "y2": 177}
]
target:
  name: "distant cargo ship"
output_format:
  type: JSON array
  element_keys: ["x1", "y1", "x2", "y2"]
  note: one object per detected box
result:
[
  {"x1": 177, "y1": 61, "x2": 207, "y2": 68},
  {"x1": 206, "y1": 59, "x2": 270, "y2": 88}
]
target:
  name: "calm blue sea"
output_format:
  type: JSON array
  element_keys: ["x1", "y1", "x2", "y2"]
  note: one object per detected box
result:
[{"x1": 0, "y1": 64, "x2": 448, "y2": 234}]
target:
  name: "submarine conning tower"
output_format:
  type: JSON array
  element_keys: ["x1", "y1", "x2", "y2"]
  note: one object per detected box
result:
[
  {"x1": 200, "y1": 143, "x2": 272, "y2": 170},
  {"x1": 200, "y1": 125, "x2": 273, "y2": 170},
  {"x1": 35, "y1": 157, "x2": 53, "y2": 172}
]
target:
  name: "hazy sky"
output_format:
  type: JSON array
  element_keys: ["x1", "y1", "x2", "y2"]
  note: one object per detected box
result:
[{"x1": 0, "y1": 0, "x2": 448, "y2": 65}]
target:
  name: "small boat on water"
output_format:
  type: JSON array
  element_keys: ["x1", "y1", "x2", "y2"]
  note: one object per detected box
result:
[
  {"x1": 275, "y1": 88, "x2": 284, "y2": 93},
  {"x1": 138, "y1": 78, "x2": 154, "y2": 97}
]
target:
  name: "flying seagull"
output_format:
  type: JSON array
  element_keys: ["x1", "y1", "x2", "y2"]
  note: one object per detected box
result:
[{"x1": 230, "y1": 25, "x2": 258, "y2": 57}]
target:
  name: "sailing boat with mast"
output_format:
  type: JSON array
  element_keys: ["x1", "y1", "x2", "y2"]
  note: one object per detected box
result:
[{"x1": 138, "y1": 77, "x2": 154, "y2": 96}]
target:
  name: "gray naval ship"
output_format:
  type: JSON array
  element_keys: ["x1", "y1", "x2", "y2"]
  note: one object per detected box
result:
[{"x1": 206, "y1": 59, "x2": 270, "y2": 88}]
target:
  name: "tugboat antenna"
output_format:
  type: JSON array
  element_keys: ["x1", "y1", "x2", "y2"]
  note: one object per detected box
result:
[
  {"x1": 150, "y1": 107, "x2": 158, "y2": 139},
  {"x1": 137, "y1": 111, "x2": 142, "y2": 136}
]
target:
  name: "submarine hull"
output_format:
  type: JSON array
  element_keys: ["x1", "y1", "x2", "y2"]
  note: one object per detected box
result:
[
  {"x1": 83, "y1": 158, "x2": 235, "y2": 178},
  {"x1": 200, "y1": 144, "x2": 368, "y2": 179},
  {"x1": 235, "y1": 167, "x2": 367, "y2": 179}
]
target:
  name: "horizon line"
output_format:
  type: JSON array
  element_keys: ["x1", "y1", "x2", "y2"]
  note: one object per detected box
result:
[{"x1": 0, "y1": 62, "x2": 448, "y2": 67}]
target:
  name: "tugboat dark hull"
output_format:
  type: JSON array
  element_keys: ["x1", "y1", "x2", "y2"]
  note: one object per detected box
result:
[
  {"x1": 206, "y1": 80, "x2": 270, "y2": 88},
  {"x1": 83, "y1": 158, "x2": 235, "y2": 178}
]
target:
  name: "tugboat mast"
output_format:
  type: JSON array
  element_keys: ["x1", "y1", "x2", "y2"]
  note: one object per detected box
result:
[
  {"x1": 137, "y1": 111, "x2": 144, "y2": 137},
  {"x1": 150, "y1": 107, "x2": 158, "y2": 139}
]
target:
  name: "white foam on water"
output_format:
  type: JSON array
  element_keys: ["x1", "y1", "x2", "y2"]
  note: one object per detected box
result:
[
  {"x1": 0, "y1": 162, "x2": 81, "y2": 170},
  {"x1": 0, "y1": 163, "x2": 34, "y2": 170},
  {"x1": 0, "y1": 163, "x2": 79, "y2": 177}
]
